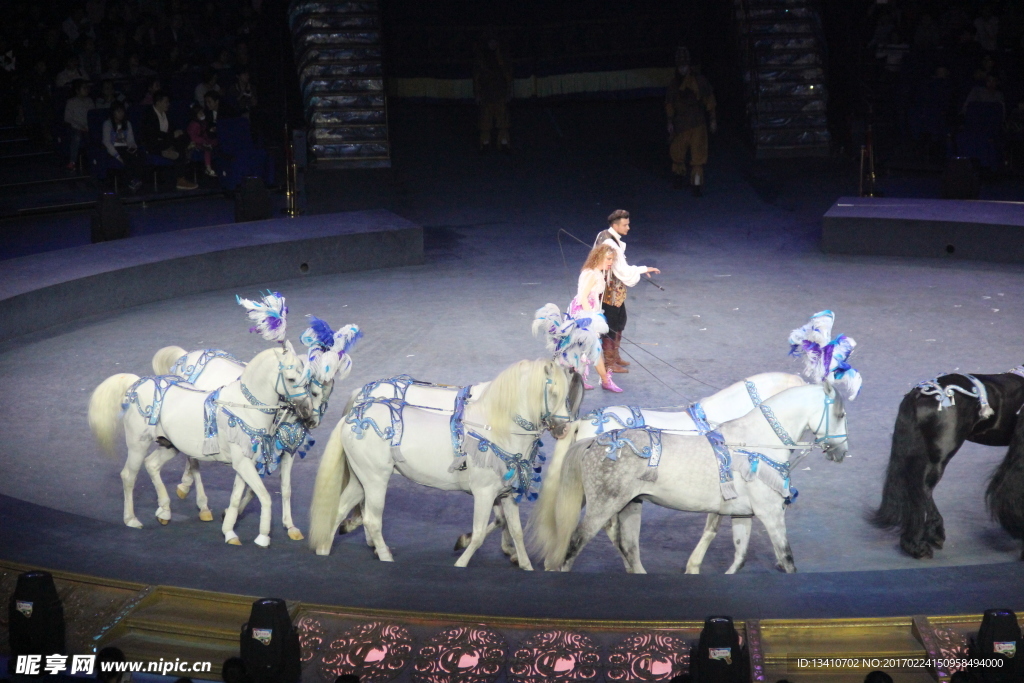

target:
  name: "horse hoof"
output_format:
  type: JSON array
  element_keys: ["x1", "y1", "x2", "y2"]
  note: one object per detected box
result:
[
  {"x1": 199, "y1": 509, "x2": 214, "y2": 522},
  {"x1": 126, "y1": 519, "x2": 143, "y2": 529},
  {"x1": 509, "y1": 555, "x2": 519, "y2": 567},
  {"x1": 454, "y1": 533, "x2": 471, "y2": 551},
  {"x1": 288, "y1": 527, "x2": 304, "y2": 541},
  {"x1": 158, "y1": 517, "x2": 169, "y2": 526},
  {"x1": 176, "y1": 485, "x2": 189, "y2": 500},
  {"x1": 315, "y1": 546, "x2": 331, "y2": 556},
  {"x1": 254, "y1": 534, "x2": 271, "y2": 548},
  {"x1": 226, "y1": 537, "x2": 242, "y2": 546}
]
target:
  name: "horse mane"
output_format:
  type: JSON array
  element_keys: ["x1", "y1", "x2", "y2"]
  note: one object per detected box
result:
[{"x1": 477, "y1": 359, "x2": 560, "y2": 440}]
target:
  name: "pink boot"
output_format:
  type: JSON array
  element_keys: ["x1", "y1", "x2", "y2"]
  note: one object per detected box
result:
[
  {"x1": 582, "y1": 363, "x2": 595, "y2": 390},
  {"x1": 601, "y1": 376, "x2": 623, "y2": 393}
]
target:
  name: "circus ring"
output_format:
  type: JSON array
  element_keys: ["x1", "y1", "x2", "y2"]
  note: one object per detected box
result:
[{"x1": 1, "y1": 209, "x2": 1022, "y2": 683}]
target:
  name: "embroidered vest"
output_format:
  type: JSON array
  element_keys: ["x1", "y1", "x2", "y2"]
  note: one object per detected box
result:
[{"x1": 595, "y1": 229, "x2": 628, "y2": 307}]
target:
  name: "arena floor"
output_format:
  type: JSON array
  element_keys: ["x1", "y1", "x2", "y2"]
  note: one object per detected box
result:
[{"x1": 1, "y1": 101, "x2": 1022, "y2": 619}]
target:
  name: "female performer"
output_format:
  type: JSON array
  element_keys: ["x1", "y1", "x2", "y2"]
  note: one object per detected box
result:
[{"x1": 569, "y1": 244, "x2": 621, "y2": 392}]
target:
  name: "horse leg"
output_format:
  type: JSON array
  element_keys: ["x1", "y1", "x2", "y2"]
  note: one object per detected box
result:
[
  {"x1": 497, "y1": 496, "x2": 532, "y2": 571},
  {"x1": 725, "y1": 516, "x2": 753, "y2": 574},
  {"x1": 614, "y1": 501, "x2": 646, "y2": 574},
  {"x1": 230, "y1": 455, "x2": 274, "y2": 547},
  {"x1": 188, "y1": 460, "x2": 213, "y2": 522},
  {"x1": 143, "y1": 446, "x2": 178, "y2": 524},
  {"x1": 752, "y1": 495, "x2": 796, "y2": 573},
  {"x1": 358, "y1": 471, "x2": 395, "y2": 562},
  {"x1": 177, "y1": 458, "x2": 196, "y2": 498},
  {"x1": 685, "y1": 513, "x2": 722, "y2": 574},
  {"x1": 121, "y1": 444, "x2": 149, "y2": 528},
  {"x1": 221, "y1": 475, "x2": 247, "y2": 545},
  {"x1": 455, "y1": 486, "x2": 501, "y2": 568},
  {"x1": 562, "y1": 498, "x2": 622, "y2": 572},
  {"x1": 278, "y1": 453, "x2": 303, "y2": 540}
]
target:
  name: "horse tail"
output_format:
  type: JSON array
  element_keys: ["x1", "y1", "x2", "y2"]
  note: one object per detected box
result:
[
  {"x1": 537, "y1": 438, "x2": 588, "y2": 570},
  {"x1": 88, "y1": 373, "x2": 139, "y2": 456},
  {"x1": 528, "y1": 421, "x2": 579, "y2": 555},
  {"x1": 152, "y1": 346, "x2": 187, "y2": 375},
  {"x1": 308, "y1": 418, "x2": 349, "y2": 554},
  {"x1": 870, "y1": 391, "x2": 928, "y2": 533},
  {"x1": 986, "y1": 429, "x2": 1024, "y2": 553}
]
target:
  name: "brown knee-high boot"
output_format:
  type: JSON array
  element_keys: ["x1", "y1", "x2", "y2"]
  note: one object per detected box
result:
[
  {"x1": 604, "y1": 337, "x2": 627, "y2": 373},
  {"x1": 613, "y1": 331, "x2": 630, "y2": 368}
]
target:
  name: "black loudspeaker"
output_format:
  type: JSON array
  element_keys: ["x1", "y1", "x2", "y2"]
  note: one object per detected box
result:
[
  {"x1": 90, "y1": 192, "x2": 130, "y2": 243},
  {"x1": 235, "y1": 176, "x2": 274, "y2": 223},
  {"x1": 942, "y1": 156, "x2": 980, "y2": 199},
  {"x1": 8, "y1": 571, "x2": 65, "y2": 657},
  {"x1": 968, "y1": 609, "x2": 1022, "y2": 683},
  {"x1": 689, "y1": 616, "x2": 748, "y2": 683},
  {"x1": 240, "y1": 598, "x2": 301, "y2": 683}
]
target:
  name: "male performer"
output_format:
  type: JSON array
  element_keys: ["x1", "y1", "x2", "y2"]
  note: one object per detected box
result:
[
  {"x1": 594, "y1": 210, "x2": 661, "y2": 374},
  {"x1": 665, "y1": 47, "x2": 716, "y2": 195},
  {"x1": 473, "y1": 36, "x2": 513, "y2": 152}
]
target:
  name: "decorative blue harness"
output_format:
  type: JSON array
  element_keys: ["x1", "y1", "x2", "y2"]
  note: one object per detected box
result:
[
  {"x1": 123, "y1": 375, "x2": 198, "y2": 425},
  {"x1": 169, "y1": 349, "x2": 244, "y2": 384},
  {"x1": 587, "y1": 405, "x2": 646, "y2": 434},
  {"x1": 687, "y1": 401, "x2": 738, "y2": 499}
]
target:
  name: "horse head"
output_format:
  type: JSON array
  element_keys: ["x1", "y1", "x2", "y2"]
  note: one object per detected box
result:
[
  {"x1": 540, "y1": 361, "x2": 581, "y2": 440},
  {"x1": 813, "y1": 382, "x2": 850, "y2": 463},
  {"x1": 247, "y1": 343, "x2": 315, "y2": 423}
]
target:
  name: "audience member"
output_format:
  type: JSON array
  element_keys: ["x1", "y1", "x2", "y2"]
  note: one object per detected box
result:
[
  {"x1": 863, "y1": 671, "x2": 893, "y2": 683},
  {"x1": 212, "y1": 48, "x2": 234, "y2": 71},
  {"x1": 186, "y1": 102, "x2": 218, "y2": 177},
  {"x1": 334, "y1": 676, "x2": 361, "y2": 683},
  {"x1": 55, "y1": 55, "x2": 88, "y2": 88},
  {"x1": 139, "y1": 77, "x2": 162, "y2": 105},
  {"x1": 195, "y1": 69, "x2": 221, "y2": 104},
  {"x1": 964, "y1": 74, "x2": 1006, "y2": 116},
  {"x1": 19, "y1": 60, "x2": 54, "y2": 145},
  {"x1": 63, "y1": 79, "x2": 94, "y2": 170},
  {"x1": 204, "y1": 90, "x2": 235, "y2": 128},
  {"x1": 95, "y1": 646, "x2": 127, "y2": 683},
  {"x1": 78, "y1": 38, "x2": 103, "y2": 80},
  {"x1": 101, "y1": 57, "x2": 127, "y2": 81},
  {"x1": 127, "y1": 53, "x2": 157, "y2": 79},
  {"x1": 139, "y1": 90, "x2": 198, "y2": 190},
  {"x1": 103, "y1": 102, "x2": 145, "y2": 192},
  {"x1": 95, "y1": 80, "x2": 125, "y2": 108},
  {"x1": 221, "y1": 657, "x2": 250, "y2": 683},
  {"x1": 229, "y1": 68, "x2": 257, "y2": 115},
  {"x1": 975, "y1": 4, "x2": 1000, "y2": 52}
]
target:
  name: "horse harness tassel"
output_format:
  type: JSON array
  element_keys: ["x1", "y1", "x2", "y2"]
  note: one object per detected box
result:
[{"x1": 917, "y1": 374, "x2": 994, "y2": 419}]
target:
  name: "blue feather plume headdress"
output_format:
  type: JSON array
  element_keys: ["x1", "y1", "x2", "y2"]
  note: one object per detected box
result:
[
  {"x1": 533, "y1": 303, "x2": 605, "y2": 375},
  {"x1": 300, "y1": 316, "x2": 361, "y2": 384},
  {"x1": 788, "y1": 309, "x2": 862, "y2": 400},
  {"x1": 237, "y1": 291, "x2": 288, "y2": 344}
]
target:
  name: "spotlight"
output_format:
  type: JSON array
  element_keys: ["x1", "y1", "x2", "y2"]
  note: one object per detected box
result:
[
  {"x1": 689, "y1": 616, "x2": 748, "y2": 683},
  {"x1": 7, "y1": 571, "x2": 65, "y2": 657},
  {"x1": 240, "y1": 598, "x2": 301, "y2": 683}
]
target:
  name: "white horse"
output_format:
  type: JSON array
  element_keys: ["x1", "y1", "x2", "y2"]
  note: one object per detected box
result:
[
  {"x1": 88, "y1": 346, "x2": 315, "y2": 546},
  {"x1": 307, "y1": 359, "x2": 580, "y2": 569},
  {"x1": 534, "y1": 381, "x2": 851, "y2": 573},
  {"x1": 531, "y1": 372, "x2": 806, "y2": 573},
  {"x1": 151, "y1": 341, "x2": 340, "y2": 541}
]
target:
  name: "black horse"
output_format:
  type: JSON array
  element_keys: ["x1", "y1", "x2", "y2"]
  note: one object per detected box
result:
[
  {"x1": 987, "y1": 406, "x2": 1024, "y2": 560},
  {"x1": 871, "y1": 370, "x2": 1024, "y2": 559}
]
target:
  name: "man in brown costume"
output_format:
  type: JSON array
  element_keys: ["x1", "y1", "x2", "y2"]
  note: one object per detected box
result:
[
  {"x1": 594, "y1": 210, "x2": 661, "y2": 377},
  {"x1": 665, "y1": 47, "x2": 717, "y2": 195},
  {"x1": 473, "y1": 36, "x2": 513, "y2": 152}
]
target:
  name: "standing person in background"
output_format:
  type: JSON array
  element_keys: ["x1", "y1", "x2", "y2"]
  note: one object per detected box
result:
[
  {"x1": 594, "y1": 210, "x2": 661, "y2": 378},
  {"x1": 63, "y1": 79, "x2": 94, "y2": 171},
  {"x1": 665, "y1": 47, "x2": 717, "y2": 195},
  {"x1": 473, "y1": 34, "x2": 513, "y2": 153},
  {"x1": 569, "y1": 244, "x2": 618, "y2": 392}
]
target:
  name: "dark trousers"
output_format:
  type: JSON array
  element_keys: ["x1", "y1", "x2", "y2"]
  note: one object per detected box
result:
[
  {"x1": 147, "y1": 132, "x2": 190, "y2": 174},
  {"x1": 603, "y1": 301, "x2": 627, "y2": 339},
  {"x1": 111, "y1": 147, "x2": 145, "y2": 183}
]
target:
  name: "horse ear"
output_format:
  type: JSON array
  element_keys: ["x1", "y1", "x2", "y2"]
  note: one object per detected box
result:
[{"x1": 284, "y1": 340, "x2": 297, "y2": 357}]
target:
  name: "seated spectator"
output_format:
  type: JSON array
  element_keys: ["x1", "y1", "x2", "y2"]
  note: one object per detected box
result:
[
  {"x1": 235, "y1": 42, "x2": 251, "y2": 69},
  {"x1": 975, "y1": 4, "x2": 999, "y2": 52},
  {"x1": 55, "y1": 55, "x2": 88, "y2": 88},
  {"x1": 229, "y1": 68, "x2": 257, "y2": 115},
  {"x1": 103, "y1": 101, "x2": 144, "y2": 192},
  {"x1": 863, "y1": 671, "x2": 893, "y2": 683},
  {"x1": 139, "y1": 90, "x2": 198, "y2": 190},
  {"x1": 964, "y1": 74, "x2": 1006, "y2": 117},
  {"x1": 139, "y1": 77, "x2": 161, "y2": 105},
  {"x1": 95, "y1": 646, "x2": 127, "y2": 683},
  {"x1": 212, "y1": 48, "x2": 234, "y2": 71},
  {"x1": 95, "y1": 80, "x2": 125, "y2": 108},
  {"x1": 18, "y1": 60, "x2": 54, "y2": 145},
  {"x1": 64, "y1": 79, "x2": 94, "y2": 170},
  {"x1": 220, "y1": 657, "x2": 249, "y2": 683},
  {"x1": 127, "y1": 54, "x2": 157, "y2": 79},
  {"x1": 195, "y1": 68, "x2": 221, "y2": 105},
  {"x1": 78, "y1": 38, "x2": 102, "y2": 80},
  {"x1": 101, "y1": 57, "x2": 127, "y2": 81},
  {"x1": 186, "y1": 102, "x2": 218, "y2": 177},
  {"x1": 203, "y1": 90, "x2": 237, "y2": 129},
  {"x1": 62, "y1": 7, "x2": 88, "y2": 46},
  {"x1": 876, "y1": 32, "x2": 910, "y2": 73}
]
